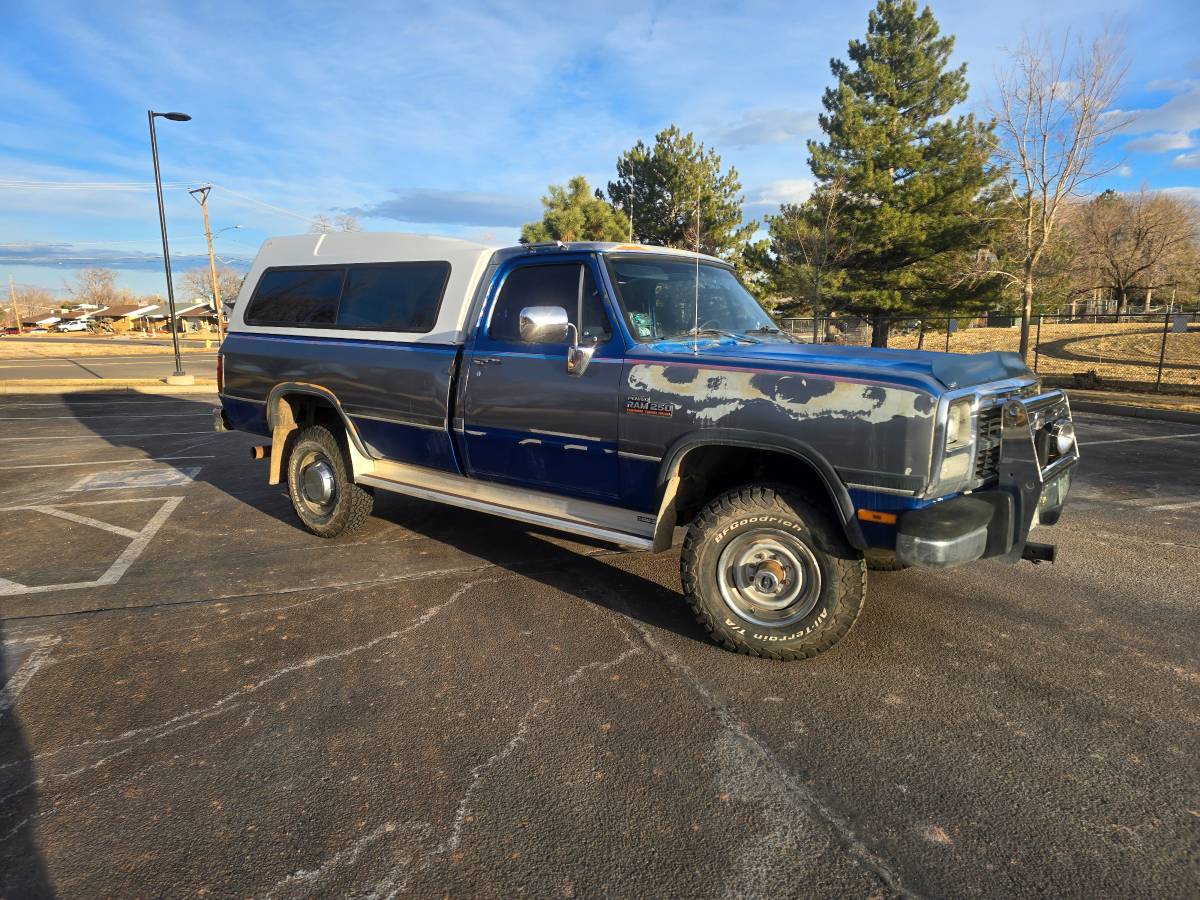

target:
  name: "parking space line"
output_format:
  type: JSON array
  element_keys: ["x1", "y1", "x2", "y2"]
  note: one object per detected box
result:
[
  {"x1": 1084, "y1": 432, "x2": 1200, "y2": 446},
  {"x1": 0, "y1": 497, "x2": 183, "y2": 597},
  {"x1": 24, "y1": 506, "x2": 140, "y2": 539},
  {"x1": 0, "y1": 455, "x2": 216, "y2": 471},
  {"x1": 0, "y1": 413, "x2": 215, "y2": 420},
  {"x1": 0, "y1": 431, "x2": 214, "y2": 441}
]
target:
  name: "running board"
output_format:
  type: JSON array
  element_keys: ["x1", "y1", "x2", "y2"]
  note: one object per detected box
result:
[{"x1": 357, "y1": 459, "x2": 656, "y2": 550}]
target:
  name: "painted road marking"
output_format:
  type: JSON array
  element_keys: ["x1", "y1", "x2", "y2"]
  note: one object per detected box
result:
[
  {"x1": 1147, "y1": 499, "x2": 1200, "y2": 511},
  {"x1": 0, "y1": 431, "x2": 214, "y2": 441},
  {"x1": 0, "y1": 636, "x2": 60, "y2": 718},
  {"x1": 0, "y1": 497, "x2": 183, "y2": 597},
  {"x1": 0, "y1": 412, "x2": 214, "y2": 420},
  {"x1": 0, "y1": 455, "x2": 216, "y2": 471},
  {"x1": 1084, "y1": 431, "x2": 1200, "y2": 446},
  {"x1": 70, "y1": 467, "x2": 201, "y2": 492}
]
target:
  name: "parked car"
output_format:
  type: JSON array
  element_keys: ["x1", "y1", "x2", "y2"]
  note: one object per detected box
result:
[
  {"x1": 215, "y1": 233, "x2": 1078, "y2": 659},
  {"x1": 55, "y1": 319, "x2": 91, "y2": 332}
]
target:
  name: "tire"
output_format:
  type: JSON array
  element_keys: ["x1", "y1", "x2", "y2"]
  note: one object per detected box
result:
[
  {"x1": 285, "y1": 425, "x2": 374, "y2": 538},
  {"x1": 680, "y1": 485, "x2": 866, "y2": 660},
  {"x1": 865, "y1": 550, "x2": 911, "y2": 572}
]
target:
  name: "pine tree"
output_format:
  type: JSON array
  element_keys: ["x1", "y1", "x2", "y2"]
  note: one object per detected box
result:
[
  {"x1": 521, "y1": 176, "x2": 630, "y2": 244},
  {"x1": 607, "y1": 125, "x2": 756, "y2": 260},
  {"x1": 809, "y1": 0, "x2": 999, "y2": 345}
]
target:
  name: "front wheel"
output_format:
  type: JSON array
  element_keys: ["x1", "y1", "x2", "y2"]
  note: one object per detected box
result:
[
  {"x1": 286, "y1": 425, "x2": 374, "y2": 538},
  {"x1": 680, "y1": 485, "x2": 866, "y2": 660}
]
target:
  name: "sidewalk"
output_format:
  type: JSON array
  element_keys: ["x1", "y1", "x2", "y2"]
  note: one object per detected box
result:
[
  {"x1": 0, "y1": 378, "x2": 217, "y2": 395},
  {"x1": 1065, "y1": 388, "x2": 1200, "y2": 425}
]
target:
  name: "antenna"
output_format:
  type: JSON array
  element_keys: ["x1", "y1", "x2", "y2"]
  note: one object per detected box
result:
[
  {"x1": 628, "y1": 195, "x2": 634, "y2": 242},
  {"x1": 693, "y1": 192, "x2": 700, "y2": 356}
]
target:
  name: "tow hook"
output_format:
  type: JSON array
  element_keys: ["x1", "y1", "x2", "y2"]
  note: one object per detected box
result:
[{"x1": 1022, "y1": 542, "x2": 1056, "y2": 565}]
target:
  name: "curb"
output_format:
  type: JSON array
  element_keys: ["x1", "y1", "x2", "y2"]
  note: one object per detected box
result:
[
  {"x1": 1070, "y1": 400, "x2": 1200, "y2": 427},
  {"x1": 0, "y1": 379, "x2": 217, "y2": 395}
]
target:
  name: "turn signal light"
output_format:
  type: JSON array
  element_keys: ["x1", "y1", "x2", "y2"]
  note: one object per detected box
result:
[{"x1": 857, "y1": 509, "x2": 897, "y2": 525}]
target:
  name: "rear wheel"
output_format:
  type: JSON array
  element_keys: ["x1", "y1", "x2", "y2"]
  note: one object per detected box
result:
[
  {"x1": 286, "y1": 425, "x2": 373, "y2": 538},
  {"x1": 680, "y1": 485, "x2": 866, "y2": 660}
]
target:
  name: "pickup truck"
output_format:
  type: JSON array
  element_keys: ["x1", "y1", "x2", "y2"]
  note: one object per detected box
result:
[{"x1": 215, "y1": 233, "x2": 1078, "y2": 660}]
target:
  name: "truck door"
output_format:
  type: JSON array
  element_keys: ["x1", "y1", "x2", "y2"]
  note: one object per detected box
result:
[{"x1": 460, "y1": 256, "x2": 622, "y2": 501}]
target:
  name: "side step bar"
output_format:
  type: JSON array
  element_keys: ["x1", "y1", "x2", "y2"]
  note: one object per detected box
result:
[{"x1": 357, "y1": 459, "x2": 656, "y2": 551}]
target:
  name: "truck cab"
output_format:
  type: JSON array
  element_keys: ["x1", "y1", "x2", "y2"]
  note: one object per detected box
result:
[{"x1": 216, "y1": 232, "x2": 1078, "y2": 660}]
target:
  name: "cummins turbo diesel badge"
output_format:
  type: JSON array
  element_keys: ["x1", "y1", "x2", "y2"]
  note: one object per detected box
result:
[{"x1": 624, "y1": 395, "x2": 674, "y2": 418}]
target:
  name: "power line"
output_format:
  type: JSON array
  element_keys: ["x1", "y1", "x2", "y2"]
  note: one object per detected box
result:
[
  {"x1": 206, "y1": 182, "x2": 325, "y2": 227},
  {"x1": 0, "y1": 180, "x2": 195, "y2": 190}
]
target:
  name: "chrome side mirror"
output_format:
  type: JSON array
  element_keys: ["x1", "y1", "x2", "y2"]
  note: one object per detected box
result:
[
  {"x1": 519, "y1": 305, "x2": 595, "y2": 376},
  {"x1": 566, "y1": 336, "x2": 595, "y2": 377},
  {"x1": 518, "y1": 306, "x2": 569, "y2": 343}
]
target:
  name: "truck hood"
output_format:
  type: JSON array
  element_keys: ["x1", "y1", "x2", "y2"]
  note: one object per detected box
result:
[{"x1": 636, "y1": 337, "x2": 1033, "y2": 392}]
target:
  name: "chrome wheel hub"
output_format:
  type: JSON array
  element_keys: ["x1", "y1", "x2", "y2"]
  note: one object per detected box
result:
[
  {"x1": 301, "y1": 458, "x2": 336, "y2": 507},
  {"x1": 717, "y1": 530, "x2": 822, "y2": 628}
]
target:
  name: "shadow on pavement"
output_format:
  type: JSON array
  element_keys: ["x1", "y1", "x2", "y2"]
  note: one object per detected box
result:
[
  {"x1": 0, "y1": 621, "x2": 55, "y2": 898},
  {"x1": 52, "y1": 390, "x2": 707, "y2": 645}
]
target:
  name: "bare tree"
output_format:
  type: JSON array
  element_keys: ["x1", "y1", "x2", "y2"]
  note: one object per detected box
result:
[
  {"x1": 990, "y1": 30, "x2": 1129, "y2": 359},
  {"x1": 66, "y1": 268, "x2": 129, "y2": 308},
  {"x1": 309, "y1": 213, "x2": 362, "y2": 234},
  {"x1": 178, "y1": 267, "x2": 245, "y2": 307},
  {"x1": 1070, "y1": 189, "x2": 1200, "y2": 315}
]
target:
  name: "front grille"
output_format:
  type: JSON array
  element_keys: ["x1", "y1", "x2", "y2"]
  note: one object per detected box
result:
[{"x1": 973, "y1": 404, "x2": 1003, "y2": 483}]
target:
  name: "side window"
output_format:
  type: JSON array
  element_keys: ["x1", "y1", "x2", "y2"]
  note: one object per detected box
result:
[
  {"x1": 244, "y1": 268, "x2": 344, "y2": 326},
  {"x1": 488, "y1": 263, "x2": 612, "y2": 345},
  {"x1": 336, "y1": 262, "x2": 450, "y2": 332}
]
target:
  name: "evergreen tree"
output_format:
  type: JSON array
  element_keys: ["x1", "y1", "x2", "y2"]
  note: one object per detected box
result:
[
  {"x1": 521, "y1": 176, "x2": 630, "y2": 244},
  {"x1": 808, "y1": 0, "x2": 999, "y2": 345},
  {"x1": 607, "y1": 125, "x2": 756, "y2": 260}
]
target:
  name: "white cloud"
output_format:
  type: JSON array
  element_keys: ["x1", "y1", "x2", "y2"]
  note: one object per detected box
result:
[
  {"x1": 743, "y1": 179, "x2": 816, "y2": 221},
  {"x1": 1108, "y1": 81, "x2": 1200, "y2": 136},
  {"x1": 1116, "y1": 164, "x2": 1133, "y2": 177},
  {"x1": 1172, "y1": 151, "x2": 1200, "y2": 170},
  {"x1": 1125, "y1": 132, "x2": 1195, "y2": 154},
  {"x1": 713, "y1": 109, "x2": 817, "y2": 149}
]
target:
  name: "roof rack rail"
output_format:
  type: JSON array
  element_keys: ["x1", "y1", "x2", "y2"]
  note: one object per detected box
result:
[{"x1": 522, "y1": 241, "x2": 568, "y2": 251}]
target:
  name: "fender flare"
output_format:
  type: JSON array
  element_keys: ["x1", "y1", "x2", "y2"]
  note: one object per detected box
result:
[
  {"x1": 265, "y1": 383, "x2": 372, "y2": 482},
  {"x1": 650, "y1": 429, "x2": 866, "y2": 552}
]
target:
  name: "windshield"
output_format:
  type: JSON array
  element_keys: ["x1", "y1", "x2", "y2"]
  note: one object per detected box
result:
[{"x1": 606, "y1": 256, "x2": 779, "y2": 342}]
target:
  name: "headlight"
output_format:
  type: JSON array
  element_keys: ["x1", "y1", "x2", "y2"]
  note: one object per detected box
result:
[{"x1": 945, "y1": 398, "x2": 973, "y2": 450}]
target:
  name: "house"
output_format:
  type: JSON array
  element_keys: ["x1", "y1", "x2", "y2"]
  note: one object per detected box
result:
[{"x1": 93, "y1": 303, "x2": 160, "y2": 331}]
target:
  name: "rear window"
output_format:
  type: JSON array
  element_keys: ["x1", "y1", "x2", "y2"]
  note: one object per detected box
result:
[
  {"x1": 337, "y1": 262, "x2": 449, "y2": 332},
  {"x1": 243, "y1": 262, "x2": 451, "y2": 332},
  {"x1": 244, "y1": 269, "x2": 344, "y2": 326}
]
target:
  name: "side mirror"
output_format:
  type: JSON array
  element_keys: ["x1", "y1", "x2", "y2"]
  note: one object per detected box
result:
[
  {"x1": 517, "y1": 305, "x2": 595, "y2": 377},
  {"x1": 518, "y1": 306, "x2": 569, "y2": 343}
]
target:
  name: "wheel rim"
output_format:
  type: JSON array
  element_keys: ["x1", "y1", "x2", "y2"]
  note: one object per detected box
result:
[
  {"x1": 716, "y1": 529, "x2": 822, "y2": 628},
  {"x1": 297, "y1": 451, "x2": 337, "y2": 518}
]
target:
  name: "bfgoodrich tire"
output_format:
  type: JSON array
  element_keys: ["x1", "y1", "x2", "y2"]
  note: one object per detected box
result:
[
  {"x1": 680, "y1": 485, "x2": 866, "y2": 660},
  {"x1": 286, "y1": 425, "x2": 374, "y2": 538}
]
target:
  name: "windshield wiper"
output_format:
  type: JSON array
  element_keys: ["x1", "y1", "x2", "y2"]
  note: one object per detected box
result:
[
  {"x1": 743, "y1": 326, "x2": 798, "y2": 342},
  {"x1": 675, "y1": 328, "x2": 761, "y2": 343}
]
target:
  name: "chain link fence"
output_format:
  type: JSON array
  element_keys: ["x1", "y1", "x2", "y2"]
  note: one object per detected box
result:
[{"x1": 778, "y1": 311, "x2": 1200, "y2": 393}]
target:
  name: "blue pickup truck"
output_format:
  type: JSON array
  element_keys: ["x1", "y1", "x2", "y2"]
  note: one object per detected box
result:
[{"x1": 215, "y1": 233, "x2": 1078, "y2": 660}]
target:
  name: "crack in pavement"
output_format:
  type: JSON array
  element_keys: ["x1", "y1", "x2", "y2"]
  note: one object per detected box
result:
[
  {"x1": 604, "y1": 589, "x2": 922, "y2": 899},
  {"x1": 0, "y1": 579, "x2": 494, "y2": 813}
]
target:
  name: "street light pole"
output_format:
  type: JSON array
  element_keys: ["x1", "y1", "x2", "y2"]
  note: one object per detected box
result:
[{"x1": 148, "y1": 108, "x2": 192, "y2": 385}]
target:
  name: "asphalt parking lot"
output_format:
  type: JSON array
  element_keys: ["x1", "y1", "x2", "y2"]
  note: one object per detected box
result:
[{"x1": 1, "y1": 392, "x2": 1197, "y2": 898}]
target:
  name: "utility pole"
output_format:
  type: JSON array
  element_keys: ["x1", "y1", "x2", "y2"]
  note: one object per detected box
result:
[
  {"x1": 189, "y1": 185, "x2": 224, "y2": 337},
  {"x1": 8, "y1": 275, "x2": 21, "y2": 335}
]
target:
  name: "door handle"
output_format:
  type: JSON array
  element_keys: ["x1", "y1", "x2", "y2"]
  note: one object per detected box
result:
[{"x1": 472, "y1": 356, "x2": 503, "y2": 366}]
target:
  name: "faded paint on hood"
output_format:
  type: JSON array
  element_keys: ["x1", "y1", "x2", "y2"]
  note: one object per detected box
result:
[{"x1": 631, "y1": 337, "x2": 1031, "y2": 393}]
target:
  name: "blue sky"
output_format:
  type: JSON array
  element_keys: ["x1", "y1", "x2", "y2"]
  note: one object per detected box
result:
[{"x1": 1, "y1": 0, "x2": 1198, "y2": 297}]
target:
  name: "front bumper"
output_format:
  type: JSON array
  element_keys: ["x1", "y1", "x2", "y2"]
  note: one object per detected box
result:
[{"x1": 896, "y1": 390, "x2": 1078, "y2": 567}]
